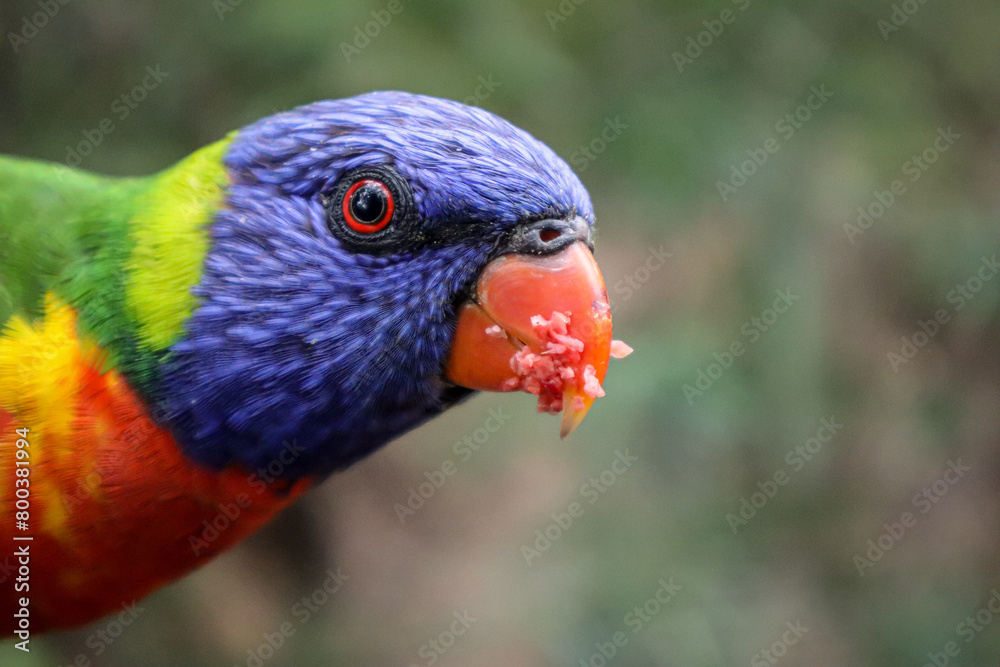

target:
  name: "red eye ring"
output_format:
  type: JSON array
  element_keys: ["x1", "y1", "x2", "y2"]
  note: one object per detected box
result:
[{"x1": 342, "y1": 179, "x2": 394, "y2": 233}]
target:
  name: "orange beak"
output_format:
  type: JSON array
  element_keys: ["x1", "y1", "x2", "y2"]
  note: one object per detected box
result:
[{"x1": 444, "y1": 242, "x2": 615, "y2": 438}]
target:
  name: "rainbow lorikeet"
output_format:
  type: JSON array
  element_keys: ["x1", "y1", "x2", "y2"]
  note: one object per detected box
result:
[{"x1": 0, "y1": 91, "x2": 625, "y2": 636}]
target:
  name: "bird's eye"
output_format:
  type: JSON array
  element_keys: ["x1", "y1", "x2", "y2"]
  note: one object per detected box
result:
[
  {"x1": 324, "y1": 166, "x2": 415, "y2": 254},
  {"x1": 342, "y1": 179, "x2": 394, "y2": 233}
]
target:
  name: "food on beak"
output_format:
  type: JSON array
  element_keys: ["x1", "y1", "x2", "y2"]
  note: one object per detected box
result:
[{"x1": 445, "y1": 242, "x2": 632, "y2": 437}]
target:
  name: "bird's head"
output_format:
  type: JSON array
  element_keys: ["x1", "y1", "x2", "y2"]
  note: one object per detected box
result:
[{"x1": 162, "y1": 91, "x2": 618, "y2": 479}]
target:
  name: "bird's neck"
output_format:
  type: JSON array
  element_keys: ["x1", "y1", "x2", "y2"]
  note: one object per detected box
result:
[{"x1": 0, "y1": 155, "x2": 144, "y2": 330}]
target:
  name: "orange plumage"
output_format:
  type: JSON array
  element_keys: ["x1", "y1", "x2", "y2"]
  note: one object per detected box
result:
[{"x1": 0, "y1": 302, "x2": 310, "y2": 633}]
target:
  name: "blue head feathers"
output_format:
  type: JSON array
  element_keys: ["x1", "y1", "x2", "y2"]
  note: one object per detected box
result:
[{"x1": 159, "y1": 91, "x2": 594, "y2": 479}]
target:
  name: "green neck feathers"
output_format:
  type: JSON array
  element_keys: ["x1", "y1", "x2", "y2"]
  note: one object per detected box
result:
[{"x1": 0, "y1": 136, "x2": 233, "y2": 397}]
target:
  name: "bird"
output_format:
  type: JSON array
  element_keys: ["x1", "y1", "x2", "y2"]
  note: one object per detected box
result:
[{"x1": 0, "y1": 91, "x2": 628, "y2": 636}]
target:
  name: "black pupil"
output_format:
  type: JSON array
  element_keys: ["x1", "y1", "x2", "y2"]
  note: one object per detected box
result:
[{"x1": 350, "y1": 183, "x2": 388, "y2": 225}]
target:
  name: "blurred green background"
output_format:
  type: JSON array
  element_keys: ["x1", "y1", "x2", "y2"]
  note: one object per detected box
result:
[{"x1": 2, "y1": 0, "x2": 999, "y2": 665}]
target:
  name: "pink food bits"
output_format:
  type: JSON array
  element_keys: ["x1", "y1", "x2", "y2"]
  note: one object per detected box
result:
[
  {"x1": 497, "y1": 310, "x2": 632, "y2": 415},
  {"x1": 537, "y1": 393, "x2": 563, "y2": 414},
  {"x1": 500, "y1": 311, "x2": 632, "y2": 415},
  {"x1": 582, "y1": 365, "x2": 605, "y2": 399},
  {"x1": 505, "y1": 312, "x2": 584, "y2": 413},
  {"x1": 610, "y1": 340, "x2": 634, "y2": 359}
]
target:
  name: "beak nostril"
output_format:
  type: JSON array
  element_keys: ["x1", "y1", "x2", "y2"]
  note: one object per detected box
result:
[
  {"x1": 502, "y1": 218, "x2": 588, "y2": 257},
  {"x1": 539, "y1": 228, "x2": 560, "y2": 243}
]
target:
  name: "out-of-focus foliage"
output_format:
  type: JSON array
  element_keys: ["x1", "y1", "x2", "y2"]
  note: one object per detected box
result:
[{"x1": 2, "y1": 0, "x2": 999, "y2": 665}]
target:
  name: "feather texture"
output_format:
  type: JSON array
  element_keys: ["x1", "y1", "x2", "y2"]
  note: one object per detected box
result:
[{"x1": 0, "y1": 91, "x2": 594, "y2": 632}]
